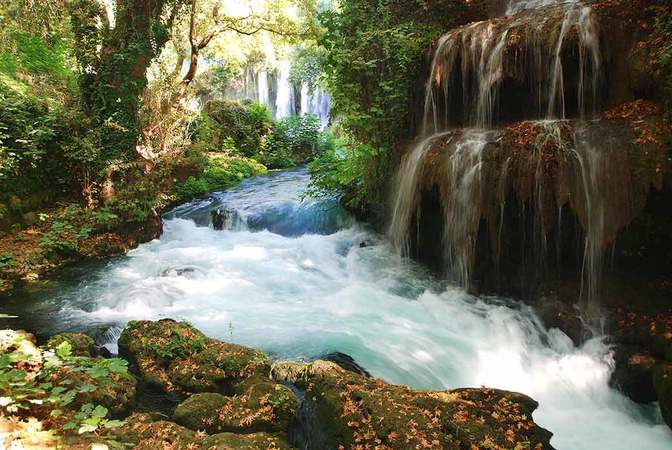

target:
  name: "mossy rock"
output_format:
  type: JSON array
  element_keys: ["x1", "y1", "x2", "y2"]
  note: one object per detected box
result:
[
  {"x1": 173, "y1": 382, "x2": 298, "y2": 434},
  {"x1": 272, "y1": 360, "x2": 554, "y2": 450},
  {"x1": 111, "y1": 413, "x2": 200, "y2": 449},
  {"x1": 203, "y1": 432, "x2": 293, "y2": 450},
  {"x1": 653, "y1": 363, "x2": 672, "y2": 431},
  {"x1": 118, "y1": 319, "x2": 270, "y2": 397},
  {"x1": 48, "y1": 361, "x2": 137, "y2": 417},
  {"x1": 47, "y1": 333, "x2": 96, "y2": 357}
]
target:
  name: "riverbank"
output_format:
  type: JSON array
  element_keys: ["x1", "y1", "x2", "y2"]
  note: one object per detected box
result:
[
  {"x1": 0, "y1": 153, "x2": 268, "y2": 295},
  {"x1": 0, "y1": 320, "x2": 555, "y2": 449}
]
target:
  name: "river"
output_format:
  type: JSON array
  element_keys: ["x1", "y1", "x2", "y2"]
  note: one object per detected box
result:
[{"x1": 1, "y1": 168, "x2": 671, "y2": 449}]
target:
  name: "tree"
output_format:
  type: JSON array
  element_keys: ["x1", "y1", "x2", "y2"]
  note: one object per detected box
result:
[{"x1": 137, "y1": 0, "x2": 312, "y2": 161}]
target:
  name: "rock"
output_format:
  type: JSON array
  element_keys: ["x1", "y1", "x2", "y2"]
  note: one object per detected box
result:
[
  {"x1": 111, "y1": 413, "x2": 200, "y2": 449},
  {"x1": 322, "y1": 352, "x2": 371, "y2": 378},
  {"x1": 535, "y1": 298, "x2": 587, "y2": 346},
  {"x1": 610, "y1": 347, "x2": 658, "y2": 403},
  {"x1": 46, "y1": 333, "x2": 96, "y2": 357},
  {"x1": 118, "y1": 319, "x2": 270, "y2": 397},
  {"x1": 271, "y1": 361, "x2": 554, "y2": 450},
  {"x1": 173, "y1": 382, "x2": 299, "y2": 434},
  {"x1": 653, "y1": 363, "x2": 672, "y2": 431},
  {"x1": 202, "y1": 432, "x2": 293, "y2": 450}
]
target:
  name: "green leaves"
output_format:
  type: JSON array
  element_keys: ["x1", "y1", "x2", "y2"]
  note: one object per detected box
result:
[{"x1": 56, "y1": 341, "x2": 73, "y2": 358}]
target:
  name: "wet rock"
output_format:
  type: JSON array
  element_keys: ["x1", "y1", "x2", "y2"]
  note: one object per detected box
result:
[
  {"x1": 535, "y1": 298, "x2": 587, "y2": 346},
  {"x1": 46, "y1": 333, "x2": 96, "y2": 357},
  {"x1": 173, "y1": 382, "x2": 298, "y2": 434},
  {"x1": 271, "y1": 360, "x2": 554, "y2": 450},
  {"x1": 322, "y1": 352, "x2": 371, "y2": 378},
  {"x1": 653, "y1": 363, "x2": 672, "y2": 431},
  {"x1": 118, "y1": 319, "x2": 270, "y2": 397},
  {"x1": 202, "y1": 432, "x2": 292, "y2": 450},
  {"x1": 610, "y1": 347, "x2": 658, "y2": 403}
]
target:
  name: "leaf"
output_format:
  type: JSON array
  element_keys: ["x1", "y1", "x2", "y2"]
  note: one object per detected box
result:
[
  {"x1": 103, "y1": 420, "x2": 124, "y2": 429},
  {"x1": 91, "y1": 405, "x2": 108, "y2": 418},
  {"x1": 78, "y1": 424, "x2": 98, "y2": 434},
  {"x1": 56, "y1": 341, "x2": 72, "y2": 358},
  {"x1": 50, "y1": 409, "x2": 63, "y2": 418},
  {"x1": 87, "y1": 365, "x2": 109, "y2": 379},
  {"x1": 51, "y1": 386, "x2": 67, "y2": 396}
]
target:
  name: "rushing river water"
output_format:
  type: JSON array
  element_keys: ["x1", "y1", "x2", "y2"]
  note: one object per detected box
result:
[{"x1": 1, "y1": 168, "x2": 671, "y2": 449}]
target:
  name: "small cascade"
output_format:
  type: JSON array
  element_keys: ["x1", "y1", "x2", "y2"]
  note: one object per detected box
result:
[
  {"x1": 390, "y1": 0, "x2": 667, "y2": 304},
  {"x1": 423, "y1": 2, "x2": 601, "y2": 130}
]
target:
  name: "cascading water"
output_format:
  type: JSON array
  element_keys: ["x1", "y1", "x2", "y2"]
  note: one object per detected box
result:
[
  {"x1": 300, "y1": 82, "x2": 331, "y2": 129},
  {"x1": 390, "y1": 0, "x2": 612, "y2": 302},
  {"x1": 275, "y1": 61, "x2": 296, "y2": 119},
  {"x1": 3, "y1": 167, "x2": 671, "y2": 449}
]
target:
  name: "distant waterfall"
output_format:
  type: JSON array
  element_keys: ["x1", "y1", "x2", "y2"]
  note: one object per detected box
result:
[
  {"x1": 275, "y1": 61, "x2": 295, "y2": 118},
  {"x1": 230, "y1": 61, "x2": 331, "y2": 124}
]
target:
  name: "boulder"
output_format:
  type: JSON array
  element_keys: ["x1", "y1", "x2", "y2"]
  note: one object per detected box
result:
[
  {"x1": 118, "y1": 319, "x2": 269, "y2": 397},
  {"x1": 653, "y1": 363, "x2": 672, "y2": 431},
  {"x1": 271, "y1": 360, "x2": 554, "y2": 450},
  {"x1": 47, "y1": 333, "x2": 96, "y2": 357},
  {"x1": 112, "y1": 413, "x2": 200, "y2": 449},
  {"x1": 173, "y1": 382, "x2": 298, "y2": 434},
  {"x1": 202, "y1": 432, "x2": 292, "y2": 450}
]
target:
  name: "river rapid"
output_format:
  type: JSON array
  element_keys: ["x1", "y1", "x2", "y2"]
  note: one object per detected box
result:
[{"x1": 2, "y1": 168, "x2": 671, "y2": 450}]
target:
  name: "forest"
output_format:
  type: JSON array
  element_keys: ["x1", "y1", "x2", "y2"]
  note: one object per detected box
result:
[{"x1": 1, "y1": 0, "x2": 672, "y2": 449}]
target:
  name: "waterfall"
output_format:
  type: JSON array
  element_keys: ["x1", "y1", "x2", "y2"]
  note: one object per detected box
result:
[
  {"x1": 275, "y1": 61, "x2": 295, "y2": 119},
  {"x1": 301, "y1": 82, "x2": 332, "y2": 129},
  {"x1": 423, "y1": 3, "x2": 601, "y2": 129},
  {"x1": 258, "y1": 69, "x2": 270, "y2": 107},
  {"x1": 390, "y1": 0, "x2": 619, "y2": 303}
]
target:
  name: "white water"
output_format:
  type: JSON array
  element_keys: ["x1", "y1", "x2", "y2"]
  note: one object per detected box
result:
[
  {"x1": 26, "y1": 168, "x2": 671, "y2": 450},
  {"x1": 275, "y1": 61, "x2": 296, "y2": 119}
]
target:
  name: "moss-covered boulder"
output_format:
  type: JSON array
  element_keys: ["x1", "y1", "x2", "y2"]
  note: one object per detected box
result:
[
  {"x1": 203, "y1": 432, "x2": 292, "y2": 450},
  {"x1": 47, "y1": 333, "x2": 96, "y2": 357},
  {"x1": 272, "y1": 361, "x2": 554, "y2": 450},
  {"x1": 118, "y1": 319, "x2": 270, "y2": 397},
  {"x1": 653, "y1": 363, "x2": 672, "y2": 431},
  {"x1": 111, "y1": 413, "x2": 201, "y2": 449},
  {"x1": 173, "y1": 382, "x2": 298, "y2": 434}
]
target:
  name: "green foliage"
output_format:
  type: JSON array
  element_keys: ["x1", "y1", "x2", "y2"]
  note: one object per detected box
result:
[
  {"x1": 307, "y1": 136, "x2": 378, "y2": 209},
  {"x1": 196, "y1": 100, "x2": 273, "y2": 157},
  {"x1": 653, "y1": 4, "x2": 672, "y2": 112},
  {"x1": 0, "y1": 332, "x2": 128, "y2": 438},
  {"x1": 289, "y1": 44, "x2": 326, "y2": 92},
  {"x1": 262, "y1": 114, "x2": 325, "y2": 169},
  {"x1": 314, "y1": 0, "x2": 462, "y2": 211},
  {"x1": 176, "y1": 155, "x2": 268, "y2": 200},
  {"x1": 148, "y1": 329, "x2": 206, "y2": 360}
]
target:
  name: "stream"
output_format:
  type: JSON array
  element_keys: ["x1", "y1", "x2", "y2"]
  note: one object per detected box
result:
[{"x1": 1, "y1": 168, "x2": 671, "y2": 449}]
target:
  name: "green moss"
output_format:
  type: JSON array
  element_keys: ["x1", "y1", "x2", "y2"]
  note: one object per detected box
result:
[
  {"x1": 172, "y1": 383, "x2": 298, "y2": 434},
  {"x1": 47, "y1": 333, "x2": 95, "y2": 357},
  {"x1": 118, "y1": 320, "x2": 270, "y2": 397},
  {"x1": 271, "y1": 360, "x2": 552, "y2": 450},
  {"x1": 203, "y1": 432, "x2": 293, "y2": 450}
]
